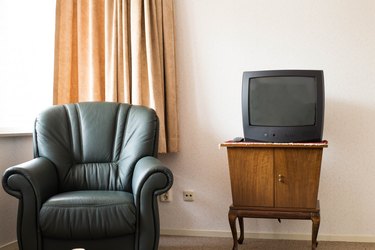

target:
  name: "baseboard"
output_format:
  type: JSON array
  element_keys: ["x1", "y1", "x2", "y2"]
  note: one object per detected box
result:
[
  {"x1": 0, "y1": 241, "x2": 18, "y2": 250},
  {"x1": 160, "y1": 229, "x2": 375, "y2": 243}
]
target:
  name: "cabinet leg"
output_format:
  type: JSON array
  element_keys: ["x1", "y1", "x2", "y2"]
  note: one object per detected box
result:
[
  {"x1": 228, "y1": 210, "x2": 238, "y2": 250},
  {"x1": 238, "y1": 216, "x2": 244, "y2": 244},
  {"x1": 311, "y1": 213, "x2": 320, "y2": 250}
]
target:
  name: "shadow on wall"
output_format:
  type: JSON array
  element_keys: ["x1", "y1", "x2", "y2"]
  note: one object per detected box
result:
[
  {"x1": 0, "y1": 136, "x2": 33, "y2": 247},
  {"x1": 319, "y1": 97, "x2": 375, "y2": 234},
  {"x1": 323, "y1": 97, "x2": 375, "y2": 159}
]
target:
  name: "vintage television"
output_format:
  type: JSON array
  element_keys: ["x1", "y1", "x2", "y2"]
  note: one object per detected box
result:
[{"x1": 242, "y1": 70, "x2": 324, "y2": 143}]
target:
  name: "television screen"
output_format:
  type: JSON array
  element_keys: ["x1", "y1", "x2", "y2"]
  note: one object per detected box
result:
[
  {"x1": 249, "y1": 76, "x2": 317, "y2": 127},
  {"x1": 242, "y1": 70, "x2": 324, "y2": 143}
]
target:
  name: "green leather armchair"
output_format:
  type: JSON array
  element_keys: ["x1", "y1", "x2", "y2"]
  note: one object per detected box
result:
[{"x1": 2, "y1": 102, "x2": 173, "y2": 250}]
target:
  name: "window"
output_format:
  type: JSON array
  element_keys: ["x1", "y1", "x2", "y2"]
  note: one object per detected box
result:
[{"x1": 0, "y1": 1, "x2": 56, "y2": 134}]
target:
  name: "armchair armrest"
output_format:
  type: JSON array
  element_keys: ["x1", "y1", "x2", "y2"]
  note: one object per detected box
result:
[
  {"x1": 132, "y1": 156, "x2": 173, "y2": 203},
  {"x1": 2, "y1": 157, "x2": 58, "y2": 250},
  {"x1": 3, "y1": 157, "x2": 58, "y2": 203},
  {"x1": 132, "y1": 156, "x2": 173, "y2": 250}
]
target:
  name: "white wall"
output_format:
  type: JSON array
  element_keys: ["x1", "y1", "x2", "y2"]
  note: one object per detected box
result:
[
  {"x1": 159, "y1": 0, "x2": 375, "y2": 240},
  {"x1": 1, "y1": 0, "x2": 375, "y2": 247}
]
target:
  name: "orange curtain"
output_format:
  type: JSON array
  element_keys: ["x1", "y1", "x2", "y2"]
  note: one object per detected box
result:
[{"x1": 53, "y1": 0, "x2": 178, "y2": 153}]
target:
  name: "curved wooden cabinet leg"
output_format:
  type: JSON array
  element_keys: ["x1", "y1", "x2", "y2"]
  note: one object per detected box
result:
[
  {"x1": 228, "y1": 210, "x2": 238, "y2": 250},
  {"x1": 311, "y1": 212, "x2": 320, "y2": 250},
  {"x1": 238, "y1": 216, "x2": 244, "y2": 244}
]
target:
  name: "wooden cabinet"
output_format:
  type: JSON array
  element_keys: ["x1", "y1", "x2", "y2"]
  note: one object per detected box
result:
[{"x1": 221, "y1": 141, "x2": 327, "y2": 250}]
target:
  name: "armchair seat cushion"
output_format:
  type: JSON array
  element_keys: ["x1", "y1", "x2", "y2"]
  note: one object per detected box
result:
[{"x1": 39, "y1": 190, "x2": 136, "y2": 240}]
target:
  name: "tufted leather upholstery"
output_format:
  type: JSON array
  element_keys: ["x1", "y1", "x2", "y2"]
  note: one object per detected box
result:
[{"x1": 2, "y1": 102, "x2": 173, "y2": 250}]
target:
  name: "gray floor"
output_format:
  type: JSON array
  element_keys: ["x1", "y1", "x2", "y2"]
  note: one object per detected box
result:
[{"x1": 159, "y1": 236, "x2": 375, "y2": 250}]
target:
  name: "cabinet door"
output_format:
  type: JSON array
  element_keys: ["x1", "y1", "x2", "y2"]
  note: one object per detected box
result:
[
  {"x1": 274, "y1": 148, "x2": 322, "y2": 209},
  {"x1": 227, "y1": 148, "x2": 274, "y2": 207}
]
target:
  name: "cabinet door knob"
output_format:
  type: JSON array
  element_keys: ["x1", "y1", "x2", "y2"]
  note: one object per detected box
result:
[{"x1": 278, "y1": 174, "x2": 285, "y2": 183}]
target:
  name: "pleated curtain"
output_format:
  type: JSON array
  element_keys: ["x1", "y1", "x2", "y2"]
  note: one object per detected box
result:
[{"x1": 53, "y1": 0, "x2": 178, "y2": 153}]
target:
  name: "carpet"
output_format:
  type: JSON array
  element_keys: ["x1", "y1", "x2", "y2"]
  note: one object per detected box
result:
[{"x1": 159, "y1": 236, "x2": 375, "y2": 250}]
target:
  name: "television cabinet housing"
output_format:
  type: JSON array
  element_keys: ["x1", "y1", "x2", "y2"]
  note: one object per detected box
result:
[{"x1": 221, "y1": 141, "x2": 328, "y2": 250}]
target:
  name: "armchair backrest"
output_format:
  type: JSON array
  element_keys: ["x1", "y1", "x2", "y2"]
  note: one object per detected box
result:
[{"x1": 33, "y1": 102, "x2": 159, "y2": 192}]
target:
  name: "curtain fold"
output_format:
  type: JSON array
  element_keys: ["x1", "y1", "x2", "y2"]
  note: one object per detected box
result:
[{"x1": 54, "y1": 0, "x2": 178, "y2": 153}]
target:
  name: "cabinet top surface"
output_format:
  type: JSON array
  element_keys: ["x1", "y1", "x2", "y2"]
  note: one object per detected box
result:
[{"x1": 220, "y1": 140, "x2": 328, "y2": 149}]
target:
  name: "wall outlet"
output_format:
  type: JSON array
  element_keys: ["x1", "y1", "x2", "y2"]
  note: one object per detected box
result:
[
  {"x1": 183, "y1": 190, "x2": 194, "y2": 201},
  {"x1": 159, "y1": 190, "x2": 172, "y2": 202}
]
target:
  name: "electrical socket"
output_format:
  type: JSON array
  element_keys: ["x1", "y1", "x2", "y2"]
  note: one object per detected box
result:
[
  {"x1": 159, "y1": 190, "x2": 172, "y2": 202},
  {"x1": 183, "y1": 190, "x2": 194, "y2": 201}
]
